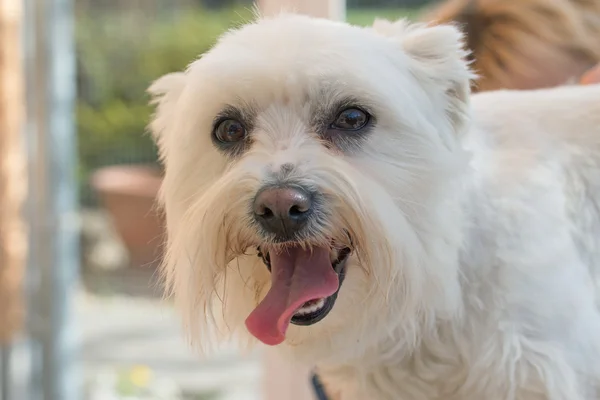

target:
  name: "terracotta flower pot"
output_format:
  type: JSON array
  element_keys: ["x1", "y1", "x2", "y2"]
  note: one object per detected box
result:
[
  {"x1": 90, "y1": 164, "x2": 165, "y2": 268},
  {"x1": 580, "y1": 63, "x2": 600, "y2": 85}
]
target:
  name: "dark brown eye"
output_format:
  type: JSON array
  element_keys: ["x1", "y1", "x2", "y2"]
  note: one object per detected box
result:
[
  {"x1": 331, "y1": 108, "x2": 369, "y2": 131},
  {"x1": 214, "y1": 119, "x2": 247, "y2": 143}
]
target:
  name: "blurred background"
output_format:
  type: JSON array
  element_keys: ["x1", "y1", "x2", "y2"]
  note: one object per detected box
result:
[{"x1": 2, "y1": 0, "x2": 599, "y2": 399}]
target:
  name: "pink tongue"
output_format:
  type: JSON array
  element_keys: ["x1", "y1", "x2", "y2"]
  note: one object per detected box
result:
[{"x1": 245, "y1": 245, "x2": 339, "y2": 346}]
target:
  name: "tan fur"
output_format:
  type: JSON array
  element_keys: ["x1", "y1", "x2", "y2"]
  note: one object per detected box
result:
[{"x1": 424, "y1": 0, "x2": 600, "y2": 91}]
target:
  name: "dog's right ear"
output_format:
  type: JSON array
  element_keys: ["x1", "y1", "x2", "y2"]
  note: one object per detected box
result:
[{"x1": 147, "y1": 72, "x2": 187, "y2": 143}]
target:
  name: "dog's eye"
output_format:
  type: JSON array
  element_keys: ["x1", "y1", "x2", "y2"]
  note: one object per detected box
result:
[
  {"x1": 331, "y1": 108, "x2": 370, "y2": 131},
  {"x1": 214, "y1": 119, "x2": 247, "y2": 143}
]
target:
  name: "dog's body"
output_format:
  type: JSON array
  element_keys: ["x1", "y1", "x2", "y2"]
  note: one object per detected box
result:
[
  {"x1": 317, "y1": 85, "x2": 600, "y2": 399},
  {"x1": 149, "y1": 14, "x2": 600, "y2": 400}
]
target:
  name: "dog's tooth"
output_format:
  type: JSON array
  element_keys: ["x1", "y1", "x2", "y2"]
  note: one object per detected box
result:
[
  {"x1": 329, "y1": 248, "x2": 339, "y2": 263},
  {"x1": 294, "y1": 298, "x2": 326, "y2": 317}
]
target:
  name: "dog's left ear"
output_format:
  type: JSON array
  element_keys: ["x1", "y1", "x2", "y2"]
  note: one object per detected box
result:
[
  {"x1": 373, "y1": 19, "x2": 474, "y2": 138},
  {"x1": 147, "y1": 72, "x2": 187, "y2": 146}
]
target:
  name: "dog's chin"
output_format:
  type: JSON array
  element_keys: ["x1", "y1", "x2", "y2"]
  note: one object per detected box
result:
[{"x1": 256, "y1": 242, "x2": 351, "y2": 327}]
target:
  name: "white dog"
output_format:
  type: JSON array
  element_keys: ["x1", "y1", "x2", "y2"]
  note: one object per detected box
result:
[{"x1": 148, "y1": 13, "x2": 600, "y2": 400}]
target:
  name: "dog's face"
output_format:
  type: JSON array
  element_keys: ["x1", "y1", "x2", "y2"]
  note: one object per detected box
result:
[{"x1": 150, "y1": 15, "x2": 472, "y2": 364}]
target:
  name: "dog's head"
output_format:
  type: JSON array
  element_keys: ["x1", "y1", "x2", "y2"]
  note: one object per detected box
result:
[{"x1": 149, "y1": 14, "x2": 473, "y2": 364}]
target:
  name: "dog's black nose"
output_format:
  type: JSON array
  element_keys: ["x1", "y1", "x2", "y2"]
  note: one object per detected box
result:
[{"x1": 253, "y1": 185, "x2": 313, "y2": 239}]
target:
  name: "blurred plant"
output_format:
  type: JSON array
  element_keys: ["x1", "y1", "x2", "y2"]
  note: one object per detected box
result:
[
  {"x1": 89, "y1": 365, "x2": 180, "y2": 400},
  {"x1": 88, "y1": 364, "x2": 221, "y2": 400},
  {"x1": 76, "y1": 5, "x2": 254, "y2": 204}
]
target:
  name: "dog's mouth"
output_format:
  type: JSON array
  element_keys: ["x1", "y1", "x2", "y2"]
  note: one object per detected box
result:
[
  {"x1": 259, "y1": 245, "x2": 350, "y2": 324},
  {"x1": 245, "y1": 242, "x2": 351, "y2": 346}
]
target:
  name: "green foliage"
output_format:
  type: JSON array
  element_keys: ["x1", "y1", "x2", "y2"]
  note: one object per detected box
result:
[{"x1": 76, "y1": 6, "x2": 254, "y2": 203}]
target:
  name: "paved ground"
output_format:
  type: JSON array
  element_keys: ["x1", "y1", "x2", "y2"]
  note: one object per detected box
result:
[
  {"x1": 78, "y1": 268, "x2": 263, "y2": 400},
  {"x1": 5, "y1": 272, "x2": 262, "y2": 400}
]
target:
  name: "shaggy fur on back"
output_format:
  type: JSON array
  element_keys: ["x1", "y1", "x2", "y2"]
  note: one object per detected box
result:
[
  {"x1": 424, "y1": 0, "x2": 600, "y2": 91},
  {"x1": 149, "y1": 13, "x2": 600, "y2": 400}
]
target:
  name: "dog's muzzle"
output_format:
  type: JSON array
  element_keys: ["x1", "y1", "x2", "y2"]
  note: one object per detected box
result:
[{"x1": 252, "y1": 184, "x2": 314, "y2": 241}]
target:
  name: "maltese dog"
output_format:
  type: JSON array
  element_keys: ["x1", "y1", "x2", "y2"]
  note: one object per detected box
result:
[{"x1": 148, "y1": 13, "x2": 600, "y2": 400}]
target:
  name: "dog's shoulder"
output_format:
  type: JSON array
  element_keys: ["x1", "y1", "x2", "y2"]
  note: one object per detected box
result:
[
  {"x1": 467, "y1": 84, "x2": 600, "y2": 156},
  {"x1": 463, "y1": 84, "x2": 600, "y2": 238}
]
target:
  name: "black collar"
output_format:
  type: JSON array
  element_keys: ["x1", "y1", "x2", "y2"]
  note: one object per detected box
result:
[{"x1": 311, "y1": 373, "x2": 330, "y2": 400}]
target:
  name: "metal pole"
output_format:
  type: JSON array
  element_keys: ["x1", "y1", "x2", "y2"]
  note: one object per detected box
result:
[
  {"x1": 1, "y1": 347, "x2": 10, "y2": 400},
  {"x1": 22, "y1": 0, "x2": 41, "y2": 396},
  {"x1": 25, "y1": 0, "x2": 80, "y2": 399}
]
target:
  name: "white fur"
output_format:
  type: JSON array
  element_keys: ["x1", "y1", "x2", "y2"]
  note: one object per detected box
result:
[{"x1": 148, "y1": 13, "x2": 600, "y2": 400}]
